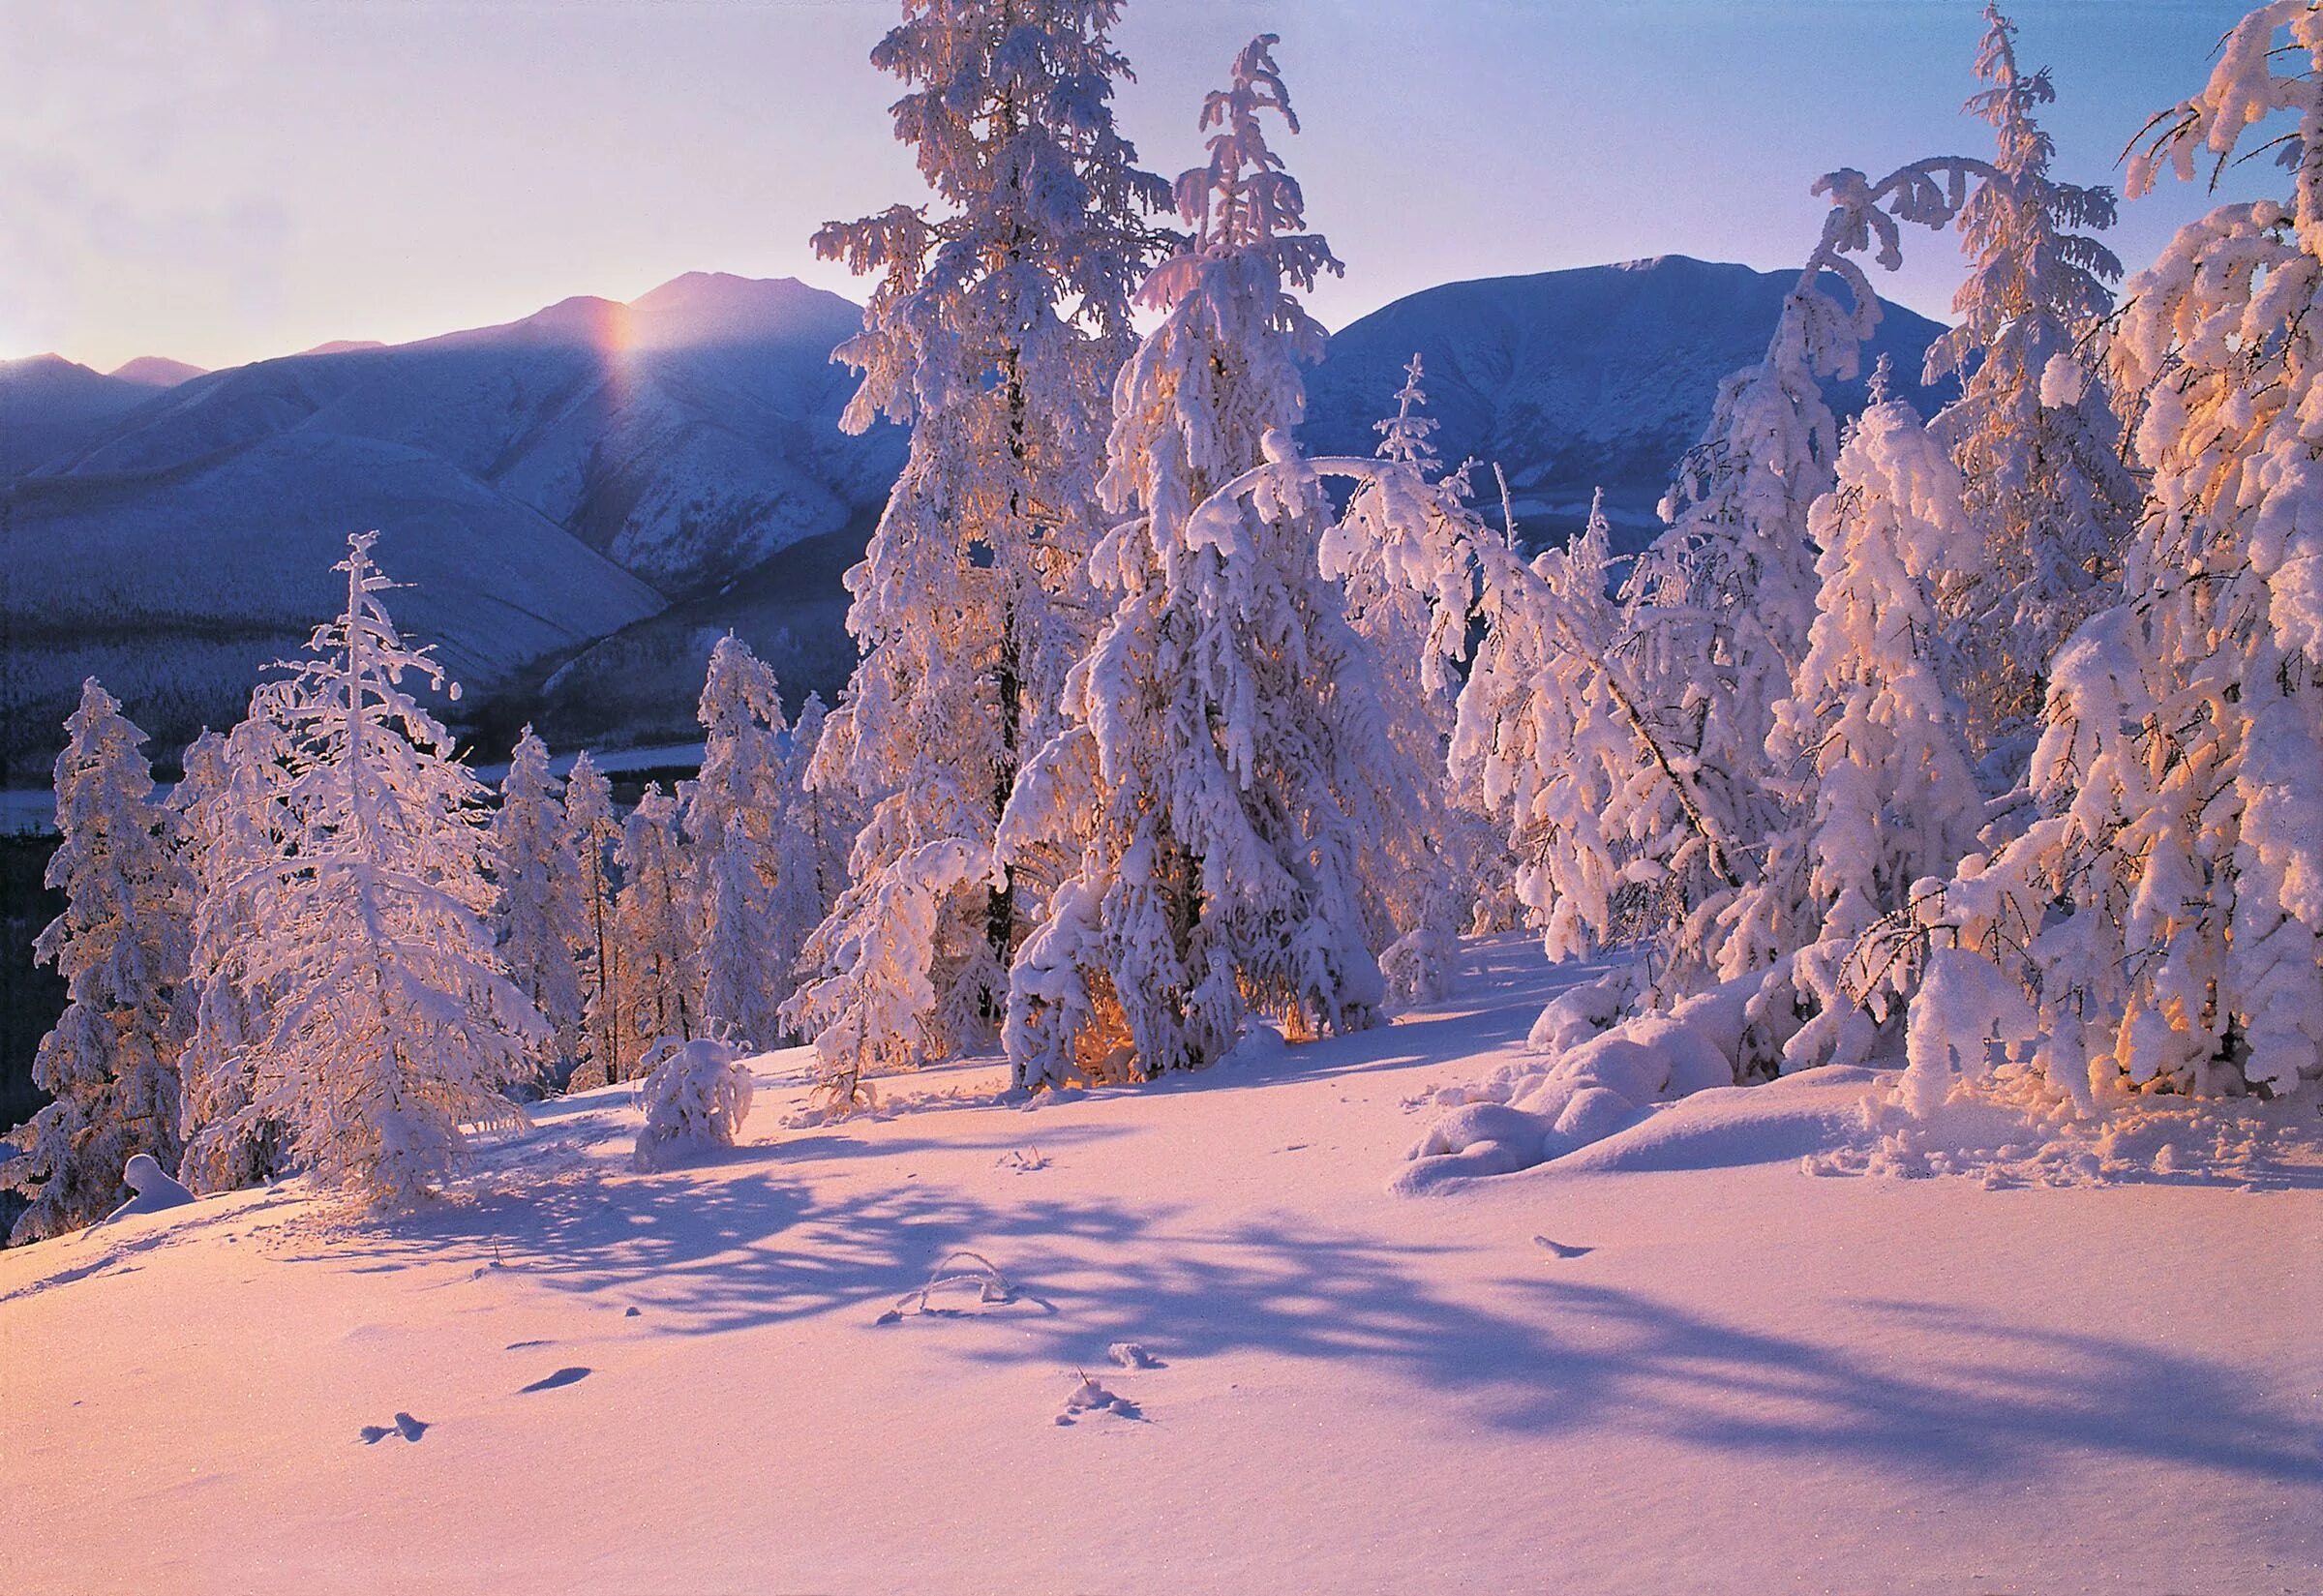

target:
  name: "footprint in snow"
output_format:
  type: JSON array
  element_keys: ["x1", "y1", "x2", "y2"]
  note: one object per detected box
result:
[
  {"x1": 1533, "y1": 1235, "x2": 1594, "y2": 1259},
  {"x1": 519, "y1": 1367, "x2": 592, "y2": 1394},
  {"x1": 359, "y1": 1412, "x2": 429, "y2": 1445}
]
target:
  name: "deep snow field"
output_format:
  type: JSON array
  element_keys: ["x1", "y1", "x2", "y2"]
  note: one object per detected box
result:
[{"x1": 3, "y1": 936, "x2": 2317, "y2": 1595}]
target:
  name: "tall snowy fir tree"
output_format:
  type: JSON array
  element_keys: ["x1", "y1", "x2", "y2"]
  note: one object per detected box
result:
[
  {"x1": 1903, "y1": 1, "x2": 2323, "y2": 1110},
  {"x1": 778, "y1": 692, "x2": 856, "y2": 940},
  {"x1": 491, "y1": 730, "x2": 590, "y2": 1082},
  {"x1": 1927, "y1": 4, "x2": 2138, "y2": 757},
  {"x1": 175, "y1": 712, "x2": 294, "y2": 1191},
  {"x1": 1722, "y1": 386, "x2": 1984, "y2": 1072},
  {"x1": 786, "y1": 0, "x2": 1173, "y2": 1083},
  {"x1": 614, "y1": 783, "x2": 698, "y2": 1072},
  {"x1": 1000, "y1": 34, "x2": 1404, "y2": 1087},
  {"x1": 685, "y1": 637, "x2": 797, "y2": 1048},
  {"x1": 1317, "y1": 357, "x2": 1485, "y2": 1003},
  {"x1": 1447, "y1": 488, "x2": 1648, "y2": 966},
  {"x1": 562, "y1": 751, "x2": 627, "y2": 1091},
  {"x1": 220, "y1": 535, "x2": 544, "y2": 1206},
  {"x1": 3, "y1": 681, "x2": 194, "y2": 1243}
]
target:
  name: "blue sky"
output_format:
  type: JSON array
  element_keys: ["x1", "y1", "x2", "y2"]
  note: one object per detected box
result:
[{"x1": 0, "y1": 0, "x2": 2274, "y2": 372}]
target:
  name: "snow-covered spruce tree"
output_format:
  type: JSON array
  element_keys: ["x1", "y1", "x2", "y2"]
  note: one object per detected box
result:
[
  {"x1": 1000, "y1": 34, "x2": 1399, "y2": 1087},
  {"x1": 790, "y1": 0, "x2": 1173, "y2": 1078},
  {"x1": 1447, "y1": 488, "x2": 1658, "y2": 966},
  {"x1": 3, "y1": 681, "x2": 194, "y2": 1243},
  {"x1": 1633, "y1": 156, "x2": 1992, "y2": 989},
  {"x1": 778, "y1": 691, "x2": 858, "y2": 938},
  {"x1": 613, "y1": 782, "x2": 697, "y2": 1073},
  {"x1": 1894, "y1": 2, "x2": 2323, "y2": 1110},
  {"x1": 491, "y1": 730, "x2": 590, "y2": 1083},
  {"x1": 222, "y1": 535, "x2": 544, "y2": 1207},
  {"x1": 174, "y1": 712, "x2": 295, "y2": 1190},
  {"x1": 1927, "y1": 4, "x2": 2139, "y2": 758},
  {"x1": 562, "y1": 751, "x2": 627, "y2": 1091},
  {"x1": 684, "y1": 637, "x2": 795, "y2": 1048},
  {"x1": 1720, "y1": 385, "x2": 1984, "y2": 1073},
  {"x1": 1318, "y1": 357, "x2": 1490, "y2": 1003}
]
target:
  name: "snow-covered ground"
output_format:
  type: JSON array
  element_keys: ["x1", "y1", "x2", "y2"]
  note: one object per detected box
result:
[{"x1": 3, "y1": 936, "x2": 2316, "y2": 1595}]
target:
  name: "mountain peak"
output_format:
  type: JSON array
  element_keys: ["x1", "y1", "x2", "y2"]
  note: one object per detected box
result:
[
  {"x1": 109, "y1": 355, "x2": 206, "y2": 388},
  {"x1": 626, "y1": 272, "x2": 860, "y2": 349}
]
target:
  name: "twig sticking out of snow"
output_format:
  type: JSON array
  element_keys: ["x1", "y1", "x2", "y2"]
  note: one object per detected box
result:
[{"x1": 876, "y1": 1250, "x2": 1018, "y2": 1324}]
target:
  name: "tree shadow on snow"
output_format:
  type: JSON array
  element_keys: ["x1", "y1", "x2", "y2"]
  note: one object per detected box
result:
[{"x1": 283, "y1": 1158, "x2": 2319, "y2": 1495}]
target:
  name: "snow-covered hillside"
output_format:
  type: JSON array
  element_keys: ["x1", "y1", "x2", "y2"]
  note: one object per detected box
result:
[
  {"x1": 2, "y1": 937, "x2": 2311, "y2": 1596},
  {"x1": 0, "y1": 274, "x2": 904, "y2": 772},
  {"x1": 1301, "y1": 256, "x2": 1951, "y2": 545}
]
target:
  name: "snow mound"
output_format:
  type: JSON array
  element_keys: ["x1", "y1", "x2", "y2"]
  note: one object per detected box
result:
[
  {"x1": 1551, "y1": 1067, "x2": 1886, "y2": 1174},
  {"x1": 630, "y1": 1039, "x2": 756, "y2": 1172},
  {"x1": 1393, "y1": 969, "x2": 1756, "y2": 1193}
]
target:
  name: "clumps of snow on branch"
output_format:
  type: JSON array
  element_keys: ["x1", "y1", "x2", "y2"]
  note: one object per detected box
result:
[{"x1": 630, "y1": 1037, "x2": 756, "y2": 1173}]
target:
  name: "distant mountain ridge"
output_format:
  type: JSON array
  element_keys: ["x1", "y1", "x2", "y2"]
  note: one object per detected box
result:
[
  {"x1": 1, "y1": 273, "x2": 905, "y2": 777},
  {"x1": 3, "y1": 258, "x2": 1947, "y2": 775},
  {"x1": 1300, "y1": 254, "x2": 1950, "y2": 547}
]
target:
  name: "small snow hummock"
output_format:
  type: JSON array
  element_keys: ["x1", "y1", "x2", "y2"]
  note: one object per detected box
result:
[
  {"x1": 630, "y1": 1039, "x2": 755, "y2": 1173},
  {"x1": 103, "y1": 1154, "x2": 195, "y2": 1224}
]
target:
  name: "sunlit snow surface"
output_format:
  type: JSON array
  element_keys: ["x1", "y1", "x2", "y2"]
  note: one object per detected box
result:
[{"x1": 3, "y1": 936, "x2": 2317, "y2": 1594}]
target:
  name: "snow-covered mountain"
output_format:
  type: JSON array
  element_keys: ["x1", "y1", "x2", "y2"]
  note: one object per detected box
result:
[
  {"x1": 1, "y1": 274, "x2": 904, "y2": 776},
  {"x1": 4, "y1": 257, "x2": 1945, "y2": 775},
  {"x1": 1301, "y1": 255, "x2": 1951, "y2": 546},
  {"x1": 0, "y1": 355, "x2": 163, "y2": 476}
]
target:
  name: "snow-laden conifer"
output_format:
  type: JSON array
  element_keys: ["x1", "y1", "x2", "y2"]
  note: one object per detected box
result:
[
  {"x1": 1896, "y1": 2, "x2": 2323, "y2": 1108},
  {"x1": 175, "y1": 715, "x2": 293, "y2": 1190},
  {"x1": 1721, "y1": 388, "x2": 1983, "y2": 1072},
  {"x1": 562, "y1": 751, "x2": 627, "y2": 1091},
  {"x1": 1319, "y1": 357, "x2": 1490, "y2": 1002},
  {"x1": 778, "y1": 692, "x2": 856, "y2": 940},
  {"x1": 222, "y1": 535, "x2": 544, "y2": 1206},
  {"x1": 3, "y1": 681, "x2": 194, "y2": 1242},
  {"x1": 1448, "y1": 490, "x2": 1651, "y2": 964},
  {"x1": 793, "y1": 0, "x2": 1173, "y2": 1072},
  {"x1": 491, "y1": 729, "x2": 589, "y2": 1080},
  {"x1": 1634, "y1": 156, "x2": 1993, "y2": 985},
  {"x1": 685, "y1": 637, "x2": 795, "y2": 1048},
  {"x1": 1000, "y1": 34, "x2": 1395, "y2": 1086},
  {"x1": 614, "y1": 783, "x2": 698, "y2": 1072},
  {"x1": 1928, "y1": 5, "x2": 2139, "y2": 755}
]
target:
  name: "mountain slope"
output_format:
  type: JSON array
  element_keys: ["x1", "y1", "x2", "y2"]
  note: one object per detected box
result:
[
  {"x1": 1301, "y1": 255, "x2": 1952, "y2": 544},
  {"x1": 0, "y1": 355, "x2": 157, "y2": 476},
  {"x1": 3, "y1": 275, "x2": 902, "y2": 771}
]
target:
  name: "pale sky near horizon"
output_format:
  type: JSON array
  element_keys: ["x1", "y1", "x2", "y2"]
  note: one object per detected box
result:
[{"x1": 0, "y1": 0, "x2": 2278, "y2": 374}]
